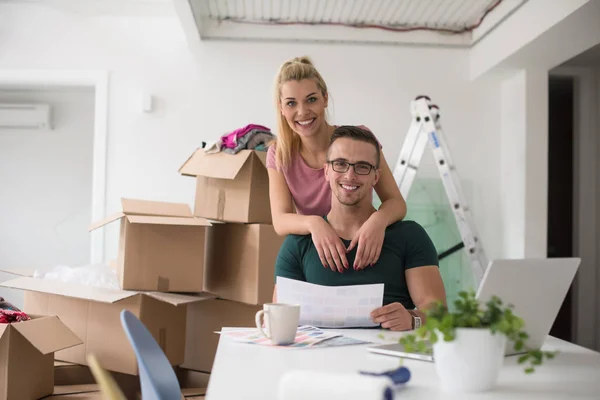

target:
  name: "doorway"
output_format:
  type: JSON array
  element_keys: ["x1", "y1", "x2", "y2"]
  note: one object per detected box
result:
[
  {"x1": 0, "y1": 70, "x2": 108, "y2": 309},
  {"x1": 547, "y1": 76, "x2": 574, "y2": 342}
]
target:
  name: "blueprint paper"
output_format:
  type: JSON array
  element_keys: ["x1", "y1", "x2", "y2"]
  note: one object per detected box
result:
[{"x1": 276, "y1": 277, "x2": 384, "y2": 328}]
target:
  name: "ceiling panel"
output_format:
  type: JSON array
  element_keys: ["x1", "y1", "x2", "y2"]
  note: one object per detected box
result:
[
  {"x1": 185, "y1": 0, "x2": 528, "y2": 46},
  {"x1": 202, "y1": 0, "x2": 507, "y2": 33}
]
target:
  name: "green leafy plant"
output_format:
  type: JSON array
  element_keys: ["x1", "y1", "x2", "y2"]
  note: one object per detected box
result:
[{"x1": 398, "y1": 290, "x2": 556, "y2": 373}]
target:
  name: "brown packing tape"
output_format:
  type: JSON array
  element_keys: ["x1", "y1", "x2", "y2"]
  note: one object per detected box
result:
[
  {"x1": 157, "y1": 276, "x2": 170, "y2": 292},
  {"x1": 217, "y1": 189, "x2": 225, "y2": 220}
]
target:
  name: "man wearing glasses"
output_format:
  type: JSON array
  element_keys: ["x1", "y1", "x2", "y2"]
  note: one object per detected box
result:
[{"x1": 273, "y1": 125, "x2": 447, "y2": 331}]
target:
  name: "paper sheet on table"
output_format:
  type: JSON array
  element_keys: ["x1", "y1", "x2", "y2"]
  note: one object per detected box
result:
[
  {"x1": 218, "y1": 325, "x2": 342, "y2": 348},
  {"x1": 217, "y1": 326, "x2": 370, "y2": 349},
  {"x1": 276, "y1": 277, "x2": 384, "y2": 328}
]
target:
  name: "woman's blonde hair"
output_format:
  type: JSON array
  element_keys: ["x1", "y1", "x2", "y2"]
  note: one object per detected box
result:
[{"x1": 272, "y1": 56, "x2": 329, "y2": 168}]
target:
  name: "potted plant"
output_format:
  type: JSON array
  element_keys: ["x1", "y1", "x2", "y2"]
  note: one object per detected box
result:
[{"x1": 398, "y1": 290, "x2": 556, "y2": 393}]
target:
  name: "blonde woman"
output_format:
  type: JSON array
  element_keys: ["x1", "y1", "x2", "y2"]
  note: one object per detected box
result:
[{"x1": 266, "y1": 56, "x2": 407, "y2": 273}]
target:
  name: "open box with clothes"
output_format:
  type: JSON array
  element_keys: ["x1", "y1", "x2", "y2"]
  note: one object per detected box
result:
[
  {"x1": 203, "y1": 123, "x2": 273, "y2": 155},
  {"x1": 0, "y1": 297, "x2": 82, "y2": 400},
  {"x1": 180, "y1": 123, "x2": 274, "y2": 224}
]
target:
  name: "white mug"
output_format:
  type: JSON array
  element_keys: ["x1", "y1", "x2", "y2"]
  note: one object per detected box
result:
[{"x1": 255, "y1": 303, "x2": 300, "y2": 345}]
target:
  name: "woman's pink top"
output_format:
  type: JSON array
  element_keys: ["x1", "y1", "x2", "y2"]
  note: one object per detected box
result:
[
  {"x1": 266, "y1": 125, "x2": 375, "y2": 216},
  {"x1": 266, "y1": 143, "x2": 332, "y2": 216}
]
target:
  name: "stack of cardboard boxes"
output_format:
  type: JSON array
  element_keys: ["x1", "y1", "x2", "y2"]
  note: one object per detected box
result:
[
  {"x1": 0, "y1": 148, "x2": 284, "y2": 398},
  {"x1": 178, "y1": 148, "x2": 284, "y2": 372}
]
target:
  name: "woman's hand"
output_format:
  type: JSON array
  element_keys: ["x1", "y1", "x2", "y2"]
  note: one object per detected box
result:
[
  {"x1": 309, "y1": 217, "x2": 349, "y2": 273},
  {"x1": 347, "y1": 212, "x2": 386, "y2": 270}
]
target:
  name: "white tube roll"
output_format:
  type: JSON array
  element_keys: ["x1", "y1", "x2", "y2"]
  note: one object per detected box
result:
[{"x1": 277, "y1": 370, "x2": 394, "y2": 400}]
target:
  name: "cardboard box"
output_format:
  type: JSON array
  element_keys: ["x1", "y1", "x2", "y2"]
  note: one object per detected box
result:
[
  {"x1": 52, "y1": 387, "x2": 204, "y2": 400},
  {"x1": 47, "y1": 384, "x2": 101, "y2": 399},
  {"x1": 0, "y1": 315, "x2": 82, "y2": 400},
  {"x1": 48, "y1": 393, "x2": 102, "y2": 399},
  {"x1": 136, "y1": 388, "x2": 206, "y2": 400},
  {"x1": 89, "y1": 198, "x2": 211, "y2": 292},
  {"x1": 182, "y1": 391, "x2": 206, "y2": 399},
  {"x1": 54, "y1": 361, "x2": 140, "y2": 399},
  {"x1": 53, "y1": 362, "x2": 208, "y2": 399},
  {"x1": 52, "y1": 367, "x2": 209, "y2": 400},
  {"x1": 175, "y1": 367, "x2": 211, "y2": 389},
  {"x1": 179, "y1": 149, "x2": 271, "y2": 224},
  {"x1": 204, "y1": 223, "x2": 284, "y2": 305},
  {"x1": 53, "y1": 388, "x2": 204, "y2": 400},
  {"x1": 181, "y1": 299, "x2": 261, "y2": 372},
  {"x1": 48, "y1": 392, "x2": 101, "y2": 398},
  {"x1": 55, "y1": 361, "x2": 94, "y2": 385},
  {"x1": 0, "y1": 275, "x2": 214, "y2": 376},
  {"x1": 134, "y1": 368, "x2": 209, "y2": 399}
]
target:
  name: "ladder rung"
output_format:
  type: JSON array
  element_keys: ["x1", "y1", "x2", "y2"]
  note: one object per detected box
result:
[{"x1": 394, "y1": 96, "x2": 488, "y2": 288}]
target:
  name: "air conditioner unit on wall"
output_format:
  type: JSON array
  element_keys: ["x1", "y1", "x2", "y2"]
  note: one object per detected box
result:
[{"x1": 0, "y1": 103, "x2": 53, "y2": 130}]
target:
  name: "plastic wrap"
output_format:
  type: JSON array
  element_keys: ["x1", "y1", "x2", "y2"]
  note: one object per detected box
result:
[{"x1": 33, "y1": 263, "x2": 120, "y2": 290}]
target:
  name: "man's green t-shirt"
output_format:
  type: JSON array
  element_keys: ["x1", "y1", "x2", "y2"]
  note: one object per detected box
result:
[{"x1": 274, "y1": 219, "x2": 439, "y2": 309}]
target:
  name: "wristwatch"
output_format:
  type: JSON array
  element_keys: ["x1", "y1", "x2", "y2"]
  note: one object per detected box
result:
[{"x1": 408, "y1": 310, "x2": 422, "y2": 329}]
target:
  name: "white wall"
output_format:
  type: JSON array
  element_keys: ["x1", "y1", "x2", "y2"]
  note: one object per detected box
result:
[
  {"x1": 499, "y1": 68, "x2": 550, "y2": 259},
  {"x1": 598, "y1": 68, "x2": 600, "y2": 349},
  {"x1": 478, "y1": 0, "x2": 600, "y2": 350},
  {"x1": 0, "y1": 3, "x2": 505, "y2": 267},
  {"x1": 500, "y1": 71, "x2": 526, "y2": 258},
  {"x1": 523, "y1": 70, "x2": 549, "y2": 258},
  {"x1": 0, "y1": 87, "x2": 94, "y2": 307},
  {"x1": 597, "y1": 68, "x2": 600, "y2": 350}
]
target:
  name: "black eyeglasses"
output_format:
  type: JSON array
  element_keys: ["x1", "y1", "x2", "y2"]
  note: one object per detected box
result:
[{"x1": 327, "y1": 160, "x2": 377, "y2": 175}]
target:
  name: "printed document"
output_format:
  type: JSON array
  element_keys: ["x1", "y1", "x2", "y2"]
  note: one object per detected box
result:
[{"x1": 276, "y1": 277, "x2": 384, "y2": 328}]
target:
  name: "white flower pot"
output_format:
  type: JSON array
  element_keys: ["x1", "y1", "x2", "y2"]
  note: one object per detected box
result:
[{"x1": 433, "y1": 328, "x2": 507, "y2": 393}]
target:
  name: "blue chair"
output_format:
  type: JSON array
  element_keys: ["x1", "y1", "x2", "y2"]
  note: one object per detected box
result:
[{"x1": 120, "y1": 310, "x2": 182, "y2": 400}]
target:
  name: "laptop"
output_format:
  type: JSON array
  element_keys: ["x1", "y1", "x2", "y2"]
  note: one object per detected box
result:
[{"x1": 367, "y1": 257, "x2": 581, "y2": 361}]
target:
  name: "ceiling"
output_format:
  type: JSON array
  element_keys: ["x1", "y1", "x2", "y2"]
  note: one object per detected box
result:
[
  {"x1": 9, "y1": 0, "x2": 529, "y2": 47},
  {"x1": 200, "y1": 0, "x2": 499, "y2": 33},
  {"x1": 185, "y1": 0, "x2": 529, "y2": 47},
  {"x1": 3, "y1": 0, "x2": 173, "y2": 16}
]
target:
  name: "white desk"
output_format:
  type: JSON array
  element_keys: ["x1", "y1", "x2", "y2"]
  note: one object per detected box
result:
[{"x1": 206, "y1": 328, "x2": 600, "y2": 399}]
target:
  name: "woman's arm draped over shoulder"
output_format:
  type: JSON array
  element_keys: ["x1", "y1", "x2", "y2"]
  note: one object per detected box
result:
[
  {"x1": 356, "y1": 125, "x2": 407, "y2": 225},
  {"x1": 373, "y1": 153, "x2": 407, "y2": 224},
  {"x1": 268, "y1": 168, "x2": 349, "y2": 272},
  {"x1": 267, "y1": 167, "x2": 318, "y2": 236},
  {"x1": 347, "y1": 139, "x2": 408, "y2": 270}
]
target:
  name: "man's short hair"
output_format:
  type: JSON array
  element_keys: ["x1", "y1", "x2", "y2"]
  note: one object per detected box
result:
[{"x1": 328, "y1": 125, "x2": 381, "y2": 168}]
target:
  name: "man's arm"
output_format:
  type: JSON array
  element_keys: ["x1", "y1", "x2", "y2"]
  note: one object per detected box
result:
[
  {"x1": 402, "y1": 221, "x2": 446, "y2": 324},
  {"x1": 370, "y1": 221, "x2": 446, "y2": 331},
  {"x1": 272, "y1": 235, "x2": 306, "y2": 304},
  {"x1": 406, "y1": 265, "x2": 447, "y2": 323},
  {"x1": 370, "y1": 266, "x2": 446, "y2": 330}
]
